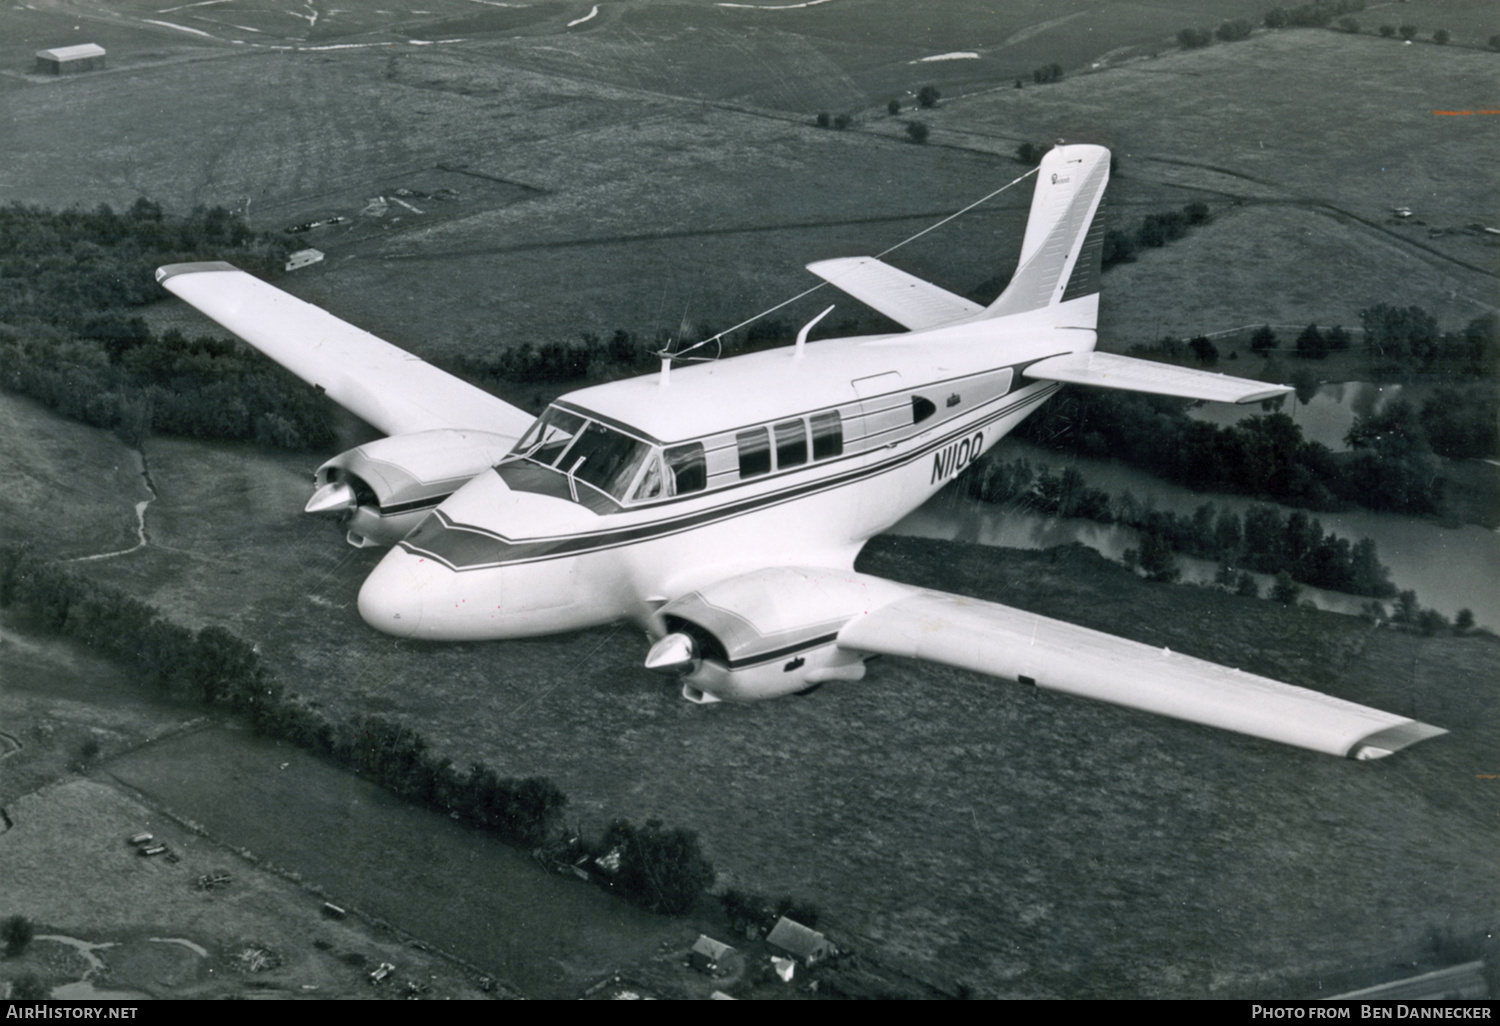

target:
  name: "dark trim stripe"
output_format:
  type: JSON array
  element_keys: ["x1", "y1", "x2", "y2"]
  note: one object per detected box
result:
[
  {"x1": 379, "y1": 494, "x2": 451, "y2": 516},
  {"x1": 723, "y1": 632, "x2": 841, "y2": 670},
  {"x1": 400, "y1": 382, "x2": 1058, "y2": 572}
]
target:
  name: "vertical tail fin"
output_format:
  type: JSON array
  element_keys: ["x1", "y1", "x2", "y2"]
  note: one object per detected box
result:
[{"x1": 985, "y1": 144, "x2": 1110, "y2": 328}]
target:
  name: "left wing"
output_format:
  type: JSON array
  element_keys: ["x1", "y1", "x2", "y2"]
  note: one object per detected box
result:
[
  {"x1": 838, "y1": 586, "x2": 1443, "y2": 760},
  {"x1": 156, "y1": 262, "x2": 535, "y2": 438}
]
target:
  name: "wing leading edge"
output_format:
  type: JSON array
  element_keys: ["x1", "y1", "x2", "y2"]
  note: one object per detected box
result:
[
  {"x1": 1023, "y1": 351, "x2": 1293, "y2": 405},
  {"x1": 836, "y1": 585, "x2": 1444, "y2": 760},
  {"x1": 156, "y1": 262, "x2": 535, "y2": 438}
]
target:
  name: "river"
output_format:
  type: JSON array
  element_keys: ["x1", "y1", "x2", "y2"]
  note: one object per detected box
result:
[{"x1": 890, "y1": 436, "x2": 1500, "y2": 630}]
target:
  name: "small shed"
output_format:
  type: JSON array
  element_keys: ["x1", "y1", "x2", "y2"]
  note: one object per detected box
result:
[
  {"x1": 765, "y1": 916, "x2": 836, "y2": 965},
  {"x1": 688, "y1": 934, "x2": 735, "y2": 973},
  {"x1": 36, "y1": 44, "x2": 106, "y2": 75}
]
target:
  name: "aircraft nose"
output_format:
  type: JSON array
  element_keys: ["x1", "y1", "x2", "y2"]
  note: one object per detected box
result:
[{"x1": 357, "y1": 548, "x2": 439, "y2": 638}]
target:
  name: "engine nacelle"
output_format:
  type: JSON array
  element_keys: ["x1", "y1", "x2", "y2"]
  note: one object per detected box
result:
[
  {"x1": 646, "y1": 567, "x2": 913, "y2": 703},
  {"x1": 305, "y1": 429, "x2": 520, "y2": 547}
]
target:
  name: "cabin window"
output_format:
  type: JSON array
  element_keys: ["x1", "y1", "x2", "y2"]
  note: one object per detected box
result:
[
  {"x1": 912, "y1": 396, "x2": 936, "y2": 424},
  {"x1": 810, "y1": 411, "x2": 843, "y2": 459},
  {"x1": 774, "y1": 420, "x2": 808, "y2": 470},
  {"x1": 665, "y1": 443, "x2": 706, "y2": 494},
  {"x1": 736, "y1": 428, "x2": 771, "y2": 478}
]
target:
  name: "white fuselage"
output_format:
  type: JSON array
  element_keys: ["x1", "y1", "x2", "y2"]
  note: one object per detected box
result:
[{"x1": 356, "y1": 323, "x2": 1077, "y2": 641}]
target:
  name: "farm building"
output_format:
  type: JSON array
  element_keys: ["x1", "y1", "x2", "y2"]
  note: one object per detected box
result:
[
  {"x1": 766, "y1": 916, "x2": 836, "y2": 965},
  {"x1": 35, "y1": 44, "x2": 106, "y2": 75},
  {"x1": 688, "y1": 935, "x2": 735, "y2": 973}
]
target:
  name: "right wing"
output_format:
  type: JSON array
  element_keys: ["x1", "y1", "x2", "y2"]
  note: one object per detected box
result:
[
  {"x1": 1023, "y1": 351, "x2": 1292, "y2": 404},
  {"x1": 156, "y1": 262, "x2": 535, "y2": 438},
  {"x1": 806, "y1": 256, "x2": 983, "y2": 331},
  {"x1": 837, "y1": 586, "x2": 1444, "y2": 759}
]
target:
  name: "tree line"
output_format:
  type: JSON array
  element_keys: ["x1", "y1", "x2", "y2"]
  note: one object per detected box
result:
[
  {"x1": 0, "y1": 546, "x2": 720, "y2": 914},
  {"x1": 1017, "y1": 389, "x2": 1431, "y2": 514},
  {"x1": 963, "y1": 457, "x2": 1399, "y2": 598}
]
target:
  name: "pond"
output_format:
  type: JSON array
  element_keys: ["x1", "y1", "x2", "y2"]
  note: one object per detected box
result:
[{"x1": 890, "y1": 438, "x2": 1500, "y2": 630}]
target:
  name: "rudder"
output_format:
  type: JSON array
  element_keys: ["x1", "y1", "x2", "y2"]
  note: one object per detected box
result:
[{"x1": 985, "y1": 144, "x2": 1110, "y2": 325}]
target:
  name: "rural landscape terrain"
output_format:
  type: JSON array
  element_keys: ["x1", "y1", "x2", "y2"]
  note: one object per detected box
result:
[{"x1": 1, "y1": 0, "x2": 1496, "y2": 1001}]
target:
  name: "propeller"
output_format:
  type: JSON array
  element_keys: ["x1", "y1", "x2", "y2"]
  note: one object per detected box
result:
[{"x1": 644, "y1": 632, "x2": 699, "y2": 675}]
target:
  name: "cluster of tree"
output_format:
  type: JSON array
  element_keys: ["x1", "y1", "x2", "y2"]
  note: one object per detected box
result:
[
  {"x1": 1031, "y1": 63, "x2": 1064, "y2": 85},
  {"x1": 0, "y1": 326, "x2": 336, "y2": 449},
  {"x1": 1178, "y1": 20, "x2": 1254, "y2": 48},
  {"x1": 1101, "y1": 202, "x2": 1212, "y2": 267},
  {"x1": 0, "y1": 202, "x2": 330, "y2": 449},
  {"x1": 814, "y1": 111, "x2": 854, "y2": 130},
  {"x1": 0, "y1": 201, "x2": 291, "y2": 325},
  {"x1": 917, "y1": 85, "x2": 941, "y2": 108},
  {"x1": 1490, "y1": 34, "x2": 1500, "y2": 51},
  {"x1": 589, "y1": 818, "x2": 717, "y2": 915},
  {"x1": 1346, "y1": 389, "x2": 1499, "y2": 462},
  {"x1": 906, "y1": 121, "x2": 930, "y2": 144},
  {"x1": 1366, "y1": 591, "x2": 1477, "y2": 637},
  {"x1": 719, "y1": 888, "x2": 822, "y2": 939},
  {"x1": 1128, "y1": 334, "x2": 1226, "y2": 367},
  {"x1": 1378, "y1": 24, "x2": 1419, "y2": 40},
  {"x1": 963, "y1": 458, "x2": 1399, "y2": 597},
  {"x1": 1360, "y1": 306, "x2": 1496, "y2": 380},
  {"x1": 1015, "y1": 141, "x2": 1053, "y2": 166},
  {"x1": 1015, "y1": 387, "x2": 1447, "y2": 515},
  {"x1": 1263, "y1": 0, "x2": 1364, "y2": 30},
  {"x1": 2, "y1": 915, "x2": 34, "y2": 958}
]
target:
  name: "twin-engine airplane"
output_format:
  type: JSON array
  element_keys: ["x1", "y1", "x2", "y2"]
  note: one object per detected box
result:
[{"x1": 158, "y1": 144, "x2": 1445, "y2": 760}]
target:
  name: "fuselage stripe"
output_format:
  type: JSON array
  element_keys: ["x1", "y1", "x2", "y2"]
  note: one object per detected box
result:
[{"x1": 400, "y1": 382, "x2": 1057, "y2": 571}]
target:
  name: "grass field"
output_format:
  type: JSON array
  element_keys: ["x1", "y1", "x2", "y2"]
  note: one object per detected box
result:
[
  {"x1": 17, "y1": 394, "x2": 1492, "y2": 998},
  {"x1": 2, "y1": 0, "x2": 1497, "y2": 1000},
  {"x1": 0, "y1": 625, "x2": 503, "y2": 1000}
]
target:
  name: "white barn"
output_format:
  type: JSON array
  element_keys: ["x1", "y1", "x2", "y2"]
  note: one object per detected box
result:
[{"x1": 36, "y1": 44, "x2": 106, "y2": 75}]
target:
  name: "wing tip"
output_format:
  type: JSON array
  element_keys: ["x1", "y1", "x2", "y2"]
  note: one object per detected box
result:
[
  {"x1": 1234, "y1": 384, "x2": 1296, "y2": 405},
  {"x1": 1347, "y1": 720, "x2": 1448, "y2": 760},
  {"x1": 156, "y1": 260, "x2": 240, "y2": 285}
]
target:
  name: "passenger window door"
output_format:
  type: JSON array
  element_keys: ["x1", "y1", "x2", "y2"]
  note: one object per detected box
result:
[
  {"x1": 810, "y1": 411, "x2": 843, "y2": 459},
  {"x1": 736, "y1": 428, "x2": 771, "y2": 478}
]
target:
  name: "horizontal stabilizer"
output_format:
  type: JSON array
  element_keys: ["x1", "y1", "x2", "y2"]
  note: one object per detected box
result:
[
  {"x1": 806, "y1": 256, "x2": 982, "y2": 331},
  {"x1": 838, "y1": 588, "x2": 1444, "y2": 759},
  {"x1": 156, "y1": 262, "x2": 535, "y2": 439},
  {"x1": 1023, "y1": 351, "x2": 1292, "y2": 404}
]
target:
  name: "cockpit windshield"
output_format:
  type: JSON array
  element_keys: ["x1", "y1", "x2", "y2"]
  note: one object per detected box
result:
[{"x1": 503, "y1": 406, "x2": 652, "y2": 503}]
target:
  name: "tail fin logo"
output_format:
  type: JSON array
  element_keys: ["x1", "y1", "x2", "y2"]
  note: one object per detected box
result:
[{"x1": 1051, "y1": 173, "x2": 1070, "y2": 184}]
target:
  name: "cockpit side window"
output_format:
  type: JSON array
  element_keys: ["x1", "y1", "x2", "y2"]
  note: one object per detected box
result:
[
  {"x1": 568, "y1": 421, "x2": 650, "y2": 499},
  {"x1": 665, "y1": 443, "x2": 706, "y2": 494},
  {"x1": 509, "y1": 407, "x2": 586, "y2": 467}
]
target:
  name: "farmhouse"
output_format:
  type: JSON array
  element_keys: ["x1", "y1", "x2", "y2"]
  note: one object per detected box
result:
[
  {"x1": 688, "y1": 934, "x2": 735, "y2": 973},
  {"x1": 35, "y1": 44, "x2": 106, "y2": 75},
  {"x1": 766, "y1": 916, "x2": 836, "y2": 965}
]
